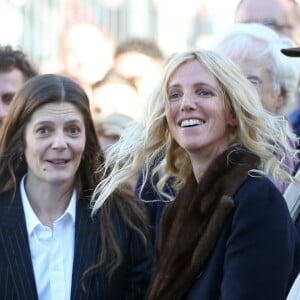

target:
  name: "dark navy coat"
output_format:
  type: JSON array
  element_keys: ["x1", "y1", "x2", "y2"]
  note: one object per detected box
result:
[{"x1": 141, "y1": 175, "x2": 300, "y2": 299}]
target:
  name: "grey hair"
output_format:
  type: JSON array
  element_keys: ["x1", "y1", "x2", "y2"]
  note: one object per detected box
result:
[{"x1": 211, "y1": 23, "x2": 300, "y2": 109}]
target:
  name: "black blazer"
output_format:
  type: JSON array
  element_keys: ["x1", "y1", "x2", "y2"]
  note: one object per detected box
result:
[{"x1": 0, "y1": 187, "x2": 153, "y2": 300}]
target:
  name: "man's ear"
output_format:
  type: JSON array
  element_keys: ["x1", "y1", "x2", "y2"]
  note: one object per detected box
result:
[{"x1": 277, "y1": 86, "x2": 286, "y2": 112}]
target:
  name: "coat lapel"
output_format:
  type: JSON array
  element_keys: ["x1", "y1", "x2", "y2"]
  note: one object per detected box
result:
[
  {"x1": 0, "y1": 189, "x2": 38, "y2": 300},
  {"x1": 71, "y1": 200, "x2": 99, "y2": 300}
]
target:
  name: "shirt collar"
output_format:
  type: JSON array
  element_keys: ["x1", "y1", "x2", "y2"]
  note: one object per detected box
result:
[{"x1": 20, "y1": 175, "x2": 77, "y2": 236}]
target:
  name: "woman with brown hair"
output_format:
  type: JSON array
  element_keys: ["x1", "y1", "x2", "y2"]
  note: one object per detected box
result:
[{"x1": 0, "y1": 73, "x2": 153, "y2": 299}]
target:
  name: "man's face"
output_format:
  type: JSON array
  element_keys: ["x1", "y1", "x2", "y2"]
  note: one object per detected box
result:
[
  {"x1": 235, "y1": 0, "x2": 299, "y2": 41},
  {"x1": 238, "y1": 57, "x2": 284, "y2": 114},
  {"x1": 0, "y1": 68, "x2": 24, "y2": 126}
]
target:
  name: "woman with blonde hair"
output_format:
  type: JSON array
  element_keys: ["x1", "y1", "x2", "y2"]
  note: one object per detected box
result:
[{"x1": 91, "y1": 50, "x2": 300, "y2": 299}]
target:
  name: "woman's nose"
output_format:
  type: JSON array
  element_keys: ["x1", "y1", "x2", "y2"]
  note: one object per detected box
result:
[
  {"x1": 180, "y1": 94, "x2": 196, "y2": 111},
  {"x1": 52, "y1": 131, "x2": 67, "y2": 150}
]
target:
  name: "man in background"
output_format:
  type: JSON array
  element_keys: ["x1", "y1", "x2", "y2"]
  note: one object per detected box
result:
[
  {"x1": 235, "y1": 0, "x2": 300, "y2": 143},
  {"x1": 58, "y1": 21, "x2": 115, "y2": 98},
  {"x1": 0, "y1": 45, "x2": 38, "y2": 126},
  {"x1": 113, "y1": 37, "x2": 165, "y2": 104},
  {"x1": 235, "y1": 0, "x2": 300, "y2": 45}
]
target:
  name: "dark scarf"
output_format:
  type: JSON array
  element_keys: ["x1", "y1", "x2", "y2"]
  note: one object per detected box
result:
[{"x1": 146, "y1": 146, "x2": 261, "y2": 300}]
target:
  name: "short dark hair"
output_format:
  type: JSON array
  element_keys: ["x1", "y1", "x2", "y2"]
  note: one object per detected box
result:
[
  {"x1": 114, "y1": 37, "x2": 164, "y2": 61},
  {"x1": 0, "y1": 45, "x2": 38, "y2": 80},
  {"x1": 92, "y1": 68, "x2": 137, "y2": 90}
]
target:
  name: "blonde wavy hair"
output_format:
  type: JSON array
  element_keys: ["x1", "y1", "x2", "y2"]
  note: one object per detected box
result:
[{"x1": 91, "y1": 49, "x2": 299, "y2": 213}]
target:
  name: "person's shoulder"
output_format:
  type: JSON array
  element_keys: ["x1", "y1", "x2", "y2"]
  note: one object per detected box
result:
[
  {"x1": 235, "y1": 175, "x2": 282, "y2": 199},
  {"x1": 289, "y1": 107, "x2": 300, "y2": 125},
  {"x1": 0, "y1": 190, "x2": 15, "y2": 207},
  {"x1": 0, "y1": 189, "x2": 18, "y2": 224},
  {"x1": 231, "y1": 175, "x2": 296, "y2": 236},
  {"x1": 233, "y1": 175, "x2": 289, "y2": 214},
  {"x1": 289, "y1": 108, "x2": 300, "y2": 138}
]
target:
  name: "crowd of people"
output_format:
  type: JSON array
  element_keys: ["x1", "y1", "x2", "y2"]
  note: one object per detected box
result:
[{"x1": 1, "y1": 0, "x2": 300, "y2": 299}]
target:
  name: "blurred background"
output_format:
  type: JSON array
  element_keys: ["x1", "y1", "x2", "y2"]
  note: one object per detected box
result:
[{"x1": 0, "y1": 0, "x2": 240, "y2": 71}]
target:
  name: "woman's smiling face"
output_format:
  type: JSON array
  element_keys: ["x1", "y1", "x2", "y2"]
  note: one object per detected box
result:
[{"x1": 166, "y1": 60, "x2": 236, "y2": 159}]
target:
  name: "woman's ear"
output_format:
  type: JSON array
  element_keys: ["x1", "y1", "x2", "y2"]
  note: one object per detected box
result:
[
  {"x1": 227, "y1": 115, "x2": 238, "y2": 127},
  {"x1": 224, "y1": 96, "x2": 238, "y2": 128}
]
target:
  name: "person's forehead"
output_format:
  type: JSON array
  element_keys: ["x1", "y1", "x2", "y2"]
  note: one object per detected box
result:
[
  {"x1": 237, "y1": 58, "x2": 272, "y2": 79},
  {"x1": 169, "y1": 60, "x2": 218, "y2": 87},
  {"x1": 0, "y1": 68, "x2": 24, "y2": 89},
  {"x1": 28, "y1": 102, "x2": 84, "y2": 125},
  {"x1": 236, "y1": 0, "x2": 294, "y2": 21}
]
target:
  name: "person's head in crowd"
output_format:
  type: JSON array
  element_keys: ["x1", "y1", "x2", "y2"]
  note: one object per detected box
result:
[
  {"x1": 91, "y1": 49, "x2": 298, "y2": 211},
  {"x1": 91, "y1": 68, "x2": 142, "y2": 119},
  {"x1": 0, "y1": 45, "x2": 38, "y2": 126},
  {"x1": 0, "y1": 73, "x2": 101, "y2": 196},
  {"x1": 235, "y1": 0, "x2": 300, "y2": 45},
  {"x1": 94, "y1": 112, "x2": 137, "y2": 192},
  {"x1": 113, "y1": 37, "x2": 165, "y2": 103},
  {"x1": 94, "y1": 112, "x2": 135, "y2": 154},
  {"x1": 211, "y1": 23, "x2": 300, "y2": 115},
  {"x1": 59, "y1": 21, "x2": 115, "y2": 93}
]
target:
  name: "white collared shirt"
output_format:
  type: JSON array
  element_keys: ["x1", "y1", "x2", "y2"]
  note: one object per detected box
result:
[
  {"x1": 287, "y1": 273, "x2": 300, "y2": 300},
  {"x1": 20, "y1": 175, "x2": 76, "y2": 300}
]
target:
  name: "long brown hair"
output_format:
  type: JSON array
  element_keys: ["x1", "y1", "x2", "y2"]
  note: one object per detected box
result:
[
  {"x1": 0, "y1": 74, "x2": 150, "y2": 284},
  {"x1": 0, "y1": 73, "x2": 101, "y2": 198}
]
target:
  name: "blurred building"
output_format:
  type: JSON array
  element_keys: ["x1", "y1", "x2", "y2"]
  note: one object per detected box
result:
[{"x1": 0, "y1": 0, "x2": 239, "y2": 72}]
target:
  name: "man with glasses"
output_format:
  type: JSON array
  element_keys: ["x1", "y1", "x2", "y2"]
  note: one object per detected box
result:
[
  {"x1": 235, "y1": 0, "x2": 300, "y2": 45},
  {"x1": 211, "y1": 23, "x2": 300, "y2": 194},
  {"x1": 235, "y1": 0, "x2": 300, "y2": 148},
  {"x1": 212, "y1": 23, "x2": 299, "y2": 117}
]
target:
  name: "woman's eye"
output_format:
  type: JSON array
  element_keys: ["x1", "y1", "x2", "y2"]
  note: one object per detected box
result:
[
  {"x1": 36, "y1": 127, "x2": 49, "y2": 135},
  {"x1": 197, "y1": 90, "x2": 213, "y2": 97},
  {"x1": 68, "y1": 126, "x2": 81, "y2": 135},
  {"x1": 168, "y1": 92, "x2": 181, "y2": 102}
]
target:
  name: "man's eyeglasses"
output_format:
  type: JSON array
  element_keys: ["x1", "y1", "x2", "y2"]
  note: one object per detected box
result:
[
  {"x1": 243, "y1": 19, "x2": 294, "y2": 36},
  {"x1": 246, "y1": 75, "x2": 263, "y2": 89},
  {"x1": 261, "y1": 19, "x2": 294, "y2": 33}
]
